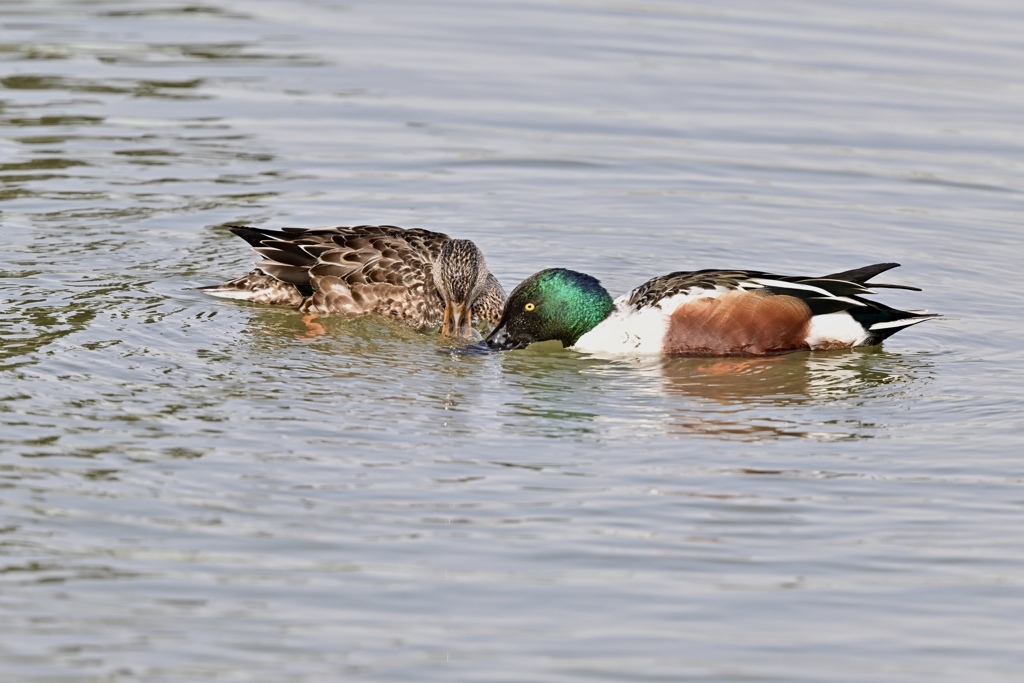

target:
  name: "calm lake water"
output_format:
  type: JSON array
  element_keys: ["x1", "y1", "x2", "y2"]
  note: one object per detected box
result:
[{"x1": 2, "y1": 1, "x2": 1023, "y2": 681}]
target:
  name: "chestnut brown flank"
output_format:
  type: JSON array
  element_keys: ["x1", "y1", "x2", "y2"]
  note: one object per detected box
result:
[{"x1": 664, "y1": 290, "x2": 812, "y2": 356}]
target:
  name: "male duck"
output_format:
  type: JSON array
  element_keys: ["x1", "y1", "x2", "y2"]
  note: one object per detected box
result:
[
  {"x1": 473, "y1": 263, "x2": 938, "y2": 356},
  {"x1": 200, "y1": 224, "x2": 505, "y2": 337}
]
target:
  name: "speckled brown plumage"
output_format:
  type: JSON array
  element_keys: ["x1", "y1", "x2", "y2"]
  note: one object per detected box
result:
[
  {"x1": 472, "y1": 273, "x2": 506, "y2": 327},
  {"x1": 200, "y1": 225, "x2": 505, "y2": 331}
]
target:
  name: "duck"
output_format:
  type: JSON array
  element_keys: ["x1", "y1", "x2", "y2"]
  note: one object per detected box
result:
[
  {"x1": 471, "y1": 263, "x2": 938, "y2": 356},
  {"x1": 199, "y1": 224, "x2": 505, "y2": 337}
]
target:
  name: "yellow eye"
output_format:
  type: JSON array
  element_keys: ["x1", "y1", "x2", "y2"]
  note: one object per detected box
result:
[{"x1": 524, "y1": 302, "x2": 536, "y2": 312}]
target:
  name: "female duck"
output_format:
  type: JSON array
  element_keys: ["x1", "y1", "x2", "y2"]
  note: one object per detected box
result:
[
  {"x1": 475, "y1": 263, "x2": 937, "y2": 356},
  {"x1": 201, "y1": 224, "x2": 505, "y2": 337}
]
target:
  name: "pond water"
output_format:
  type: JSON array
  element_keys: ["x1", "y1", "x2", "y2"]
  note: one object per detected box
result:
[{"x1": 2, "y1": 1, "x2": 1023, "y2": 681}]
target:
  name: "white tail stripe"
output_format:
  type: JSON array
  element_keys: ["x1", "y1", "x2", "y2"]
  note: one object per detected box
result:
[
  {"x1": 815, "y1": 295, "x2": 866, "y2": 307},
  {"x1": 869, "y1": 318, "x2": 929, "y2": 331},
  {"x1": 748, "y1": 278, "x2": 832, "y2": 296},
  {"x1": 200, "y1": 288, "x2": 258, "y2": 300}
]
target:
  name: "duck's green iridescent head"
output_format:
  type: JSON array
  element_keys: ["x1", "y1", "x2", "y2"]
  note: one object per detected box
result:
[{"x1": 478, "y1": 268, "x2": 614, "y2": 351}]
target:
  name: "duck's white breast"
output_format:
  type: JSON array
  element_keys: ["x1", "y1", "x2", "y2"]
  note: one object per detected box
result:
[{"x1": 573, "y1": 290, "x2": 720, "y2": 356}]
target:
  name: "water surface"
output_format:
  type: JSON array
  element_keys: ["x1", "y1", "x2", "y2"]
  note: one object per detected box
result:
[{"x1": 2, "y1": 1, "x2": 1023, "y2": 681}]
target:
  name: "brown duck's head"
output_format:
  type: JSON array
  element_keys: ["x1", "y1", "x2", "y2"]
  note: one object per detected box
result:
[{"x1": 433, "y1": 239, "x2": 502, "y2": 338}]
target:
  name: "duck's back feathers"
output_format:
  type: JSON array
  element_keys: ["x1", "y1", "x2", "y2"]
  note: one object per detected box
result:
[
  {"x1": 298, "y1": 227, "x2": 448, "y2": 322},
  {"x1": 238, "y1": 224, "x2": 447, "y2": 292}
]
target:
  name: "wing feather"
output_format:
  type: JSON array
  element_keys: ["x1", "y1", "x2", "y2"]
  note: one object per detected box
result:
[{"x1": 626, "y1": 264, "x2": 925, "y2": 318}]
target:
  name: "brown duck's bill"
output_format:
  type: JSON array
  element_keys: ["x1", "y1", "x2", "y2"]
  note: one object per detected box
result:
[
  {"x1": 453, "y1": 323, "x2": 529, "y2": 354},
  {"x1": 441, "y1": 301, "x2": 474, "y2": 338}
]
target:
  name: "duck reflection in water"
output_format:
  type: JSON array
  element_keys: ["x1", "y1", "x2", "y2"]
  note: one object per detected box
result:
[
  {"x1": 656, "y1": 347, "x2": 933, "y2": 440},
  {"x1": 479, "y1": 343, "x2": 933, "y2": 442}
]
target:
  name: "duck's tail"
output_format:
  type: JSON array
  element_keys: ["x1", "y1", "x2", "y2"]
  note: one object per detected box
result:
[
  {"x1": 196, "y1": 226, "x2": 319, "y2": 306},
  {"x1": 816, "y1": 263, "x2": 940, "y2": 344},
  {"x1": 850, "y1": 303, "x2": 941, "y2": 344},
  {"x1": 196, "y1": 269, "x2": 307, "y2": 307}
]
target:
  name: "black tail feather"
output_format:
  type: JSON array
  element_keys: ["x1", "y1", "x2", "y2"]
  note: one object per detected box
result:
[
  {"x1": 226, "y1": 225, "x2": 292, "y2": 248},
  {"x1": 823, "y1": 262, "x2": 900, "y2": 283},
  {"x1": 822, "y1": 262, "x2": 922, "y2": 291}
]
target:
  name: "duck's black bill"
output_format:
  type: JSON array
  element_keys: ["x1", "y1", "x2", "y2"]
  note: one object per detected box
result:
[{"x1": 451, "y1": 324, "x2": 528, "y2": 355}]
